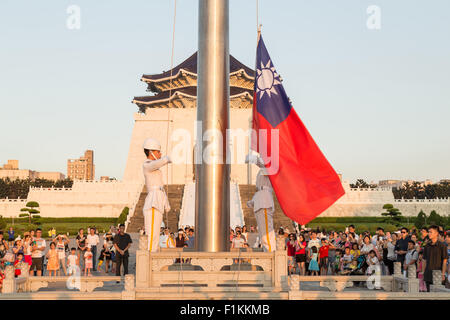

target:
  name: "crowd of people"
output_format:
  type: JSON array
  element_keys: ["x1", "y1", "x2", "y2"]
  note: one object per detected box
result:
[
  {"x1": 1, "y1": 221, "x2": 449, "y2": 293},
  {"x1": 280, "y1": 224, "x2": 449, "y2": 292},
  {"x1": 0, "y1": 223, "x2": 133, "y2": 288}
]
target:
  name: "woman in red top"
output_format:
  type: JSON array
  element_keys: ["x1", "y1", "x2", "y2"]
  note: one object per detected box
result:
[
  {"x1": 286, "y1": 233, "x2": 298, "y2": 275},
  {"x1": 295, "y1": 234, "x2": 307, "y2": 275}
]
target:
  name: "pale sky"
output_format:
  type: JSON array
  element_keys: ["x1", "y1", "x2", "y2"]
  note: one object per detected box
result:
[{"x1": 0, "y1": 0, "x2": 449, "y2": 183}]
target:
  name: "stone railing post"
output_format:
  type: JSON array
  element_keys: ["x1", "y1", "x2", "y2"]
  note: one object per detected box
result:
[
  {"x1": 393, "y1": 262, "x2": 402, "y2": 276},
  {"x1": 136, "y1": 235, "x2": 150, "y2": 289},
  {"x1": 431, "y1": 270, "x2": 444, "y2": 291},
  {"x1": 407, "y1": 265, "x2": 419, "y2": 293},
  {"x1": 274, "y1": 250, "x2": 288, "y2": 289},
  {"x1": 122, "y1": 274, "x2": 136, "y2": 300},
  {"x1": 1, "y1": 266, "x2": 16, "y2": 294},
  {"x1": 288, "y1": 274, "x2": 299, "y2": 291},
  {"x1": 392, "y1": 262, "x2": 402, "y2": 291}
]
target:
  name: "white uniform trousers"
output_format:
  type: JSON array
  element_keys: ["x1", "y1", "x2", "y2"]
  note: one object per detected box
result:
[
  {"x1": 143, "y1": 207, "x2": 163, "y2": 252},
  {"x1": 255, "y1": 208, "x2": 276, "y2": 252}
]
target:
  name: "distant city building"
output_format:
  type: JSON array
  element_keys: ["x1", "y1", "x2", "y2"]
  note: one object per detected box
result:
[
  {"x1": 378, "y1": 180, "x2": 403, "y2": 189},
  {"x1": 36, "y1": 172, "x2": 66, "y2": 181},
  {"x1": 1, "y1": 160, "x2": 19, "y2": 170},
  {"x1": 0, "y1": 160, "x2": 65, "y2": 181},
  {"x1": 100, "y1": 176, "x2": 116, "y2": 181},
  {"x1": 379, "y1": 179, "x2": 434, "y2": 189},
  {"x1": 67, "y1": 150, "x2": 95, "y2": 180}
]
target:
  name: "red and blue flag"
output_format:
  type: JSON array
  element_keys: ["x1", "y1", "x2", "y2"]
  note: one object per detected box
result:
[{"x1": 251, "y1": 35, "x2": 345, "y2": 225}]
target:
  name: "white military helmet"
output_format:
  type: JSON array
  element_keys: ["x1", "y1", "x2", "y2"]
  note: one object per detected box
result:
[{"x1": 143, "y1": 138, "x2": 161, "y2": 151}]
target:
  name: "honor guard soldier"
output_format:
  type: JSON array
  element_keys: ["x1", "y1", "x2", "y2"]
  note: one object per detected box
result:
[
  {"x1": 245, "y1": 154, "x2": 276, "y2": 252},
  {"x1": 142, "y1": 138, "x2": 171, "y2": 252}
]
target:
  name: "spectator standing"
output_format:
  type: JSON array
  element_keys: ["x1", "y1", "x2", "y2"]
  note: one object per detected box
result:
[
  {"x1": 54, "y1": 235, "x2": 69, "y2": 276},
  {"x1": 46, "y1": 242, "x2": 59, "y2": 276},
  {"x1": 295, "y1": 234, "x2": 307, "y2": 276},
  {"x1": 403, "y1": 240, "x2": 419, "y2": 276},
  {"x1": 67, "y1": 248, "x2": 79, "y2": 275},
  {"x1": 420, "y1": 227, "x2": 430, "y2": 250},
  {"x1": 84, "y1": 246, "x2": 93, "y2": 276},
  {"x1": 159, "y1": 228, "x2": 170, "y2": 249},
  {"x1": 186, "y1": 229, "x2": 195, "y2": 249},
  {"x1": 423, "y1": 225, "x2": 448, "y2": 292},
  {"x1": 385, "y1": 233, "x2": 397, "y2": 275},
  {"x1": 113, "y1": 224, "x2": 133, "y2": 279},
  {"x1": 417, "y1": 251, "x2": 426, "y2": 291},
  {"x1": 176, "y1": 230, "x2": 186, "y2": 248},
  {"x1": 7, "y1": 227, "x2": 15, "y2": 247},
  {"x1": 232, "y1": 231, "x2": 245, "y2": 249},
  {"x1": 30, "y1": 229, "x2": 46, "y2": 276},
  {"x1": 87, "y1": 228, "x2": 100, "y2": 271},
  {"x1": 23, "y1": 235, "x2": 32, "y2": 266},
  {"x1": 319, "y1": 238, "x2": 330, "y2": 275},
  {"x1": 395, "y1": 227, "x2": 410, "y2": 268},
  {"x1": 76, "y1": 229, "x2": 87, "y2": 270},
  {"x1": 308, "y1": 246, "x2": 320, "y2": 275},
  {"x1": 286, "y1": 234, "x2": 297, "y2": 275}
]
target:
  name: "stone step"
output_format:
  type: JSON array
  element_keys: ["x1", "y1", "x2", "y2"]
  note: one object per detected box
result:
[
  {"x1": 239, "y1": 184, "x2": 295, "y2": 231},
  {"x1": 126, "y1": 185, "x2": 185, "y2": 233}
]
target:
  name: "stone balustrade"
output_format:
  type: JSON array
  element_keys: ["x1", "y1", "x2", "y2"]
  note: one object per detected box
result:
[{"x1": 135, "y1": 235, "x2": 288, "y2": 290}]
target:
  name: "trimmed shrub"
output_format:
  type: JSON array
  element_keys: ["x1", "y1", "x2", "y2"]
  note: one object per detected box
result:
[{"x1": 116, "y1": 207, "x2": 129, "y2": 225}]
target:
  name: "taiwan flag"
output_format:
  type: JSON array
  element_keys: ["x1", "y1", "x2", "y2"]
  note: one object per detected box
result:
[{"x1": 251, "y1": 35, "x2": 345, "y2": 225}]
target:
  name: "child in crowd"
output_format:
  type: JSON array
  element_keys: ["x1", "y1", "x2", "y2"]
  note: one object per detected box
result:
[
  {"x1": 319, "y1": 238, "x2": 330, "y2": 275},
  {"x1": 308, "y1": 246, "x2": 320, "y2": 275},
  {"x1": 14, "y1": 253, "x2": 27, "y2": 277},
  {"x1": 417, "y1": 251, "x2": 426, "y2": 292},
  {"x1": 340, "y1": 247, "x2": 354, "y2": 273},
  {"x1": 366, "y1": 250, "x2": 380, "y2": 275},
  {"x1": 67, "y1": 248, "x2": 79, "y2": 275},
  {"x1": 341, "y1": 260, "x2": 358, "y2": 275},
  {"x1": 84, "y1": 246, "x2": 93, "y2": 276},
  {"x1": 332, "y1": 249, "x2": 342, "y2": 275},
  {"x1": 46, "y1": 242, "x2": 59, "y2": 276},
  {"x1": 350, "y1": 243, "x2": 360, "y2": 260},
  {"x1": 98, "y1": 243, "x2": 112, "y2": 273}
]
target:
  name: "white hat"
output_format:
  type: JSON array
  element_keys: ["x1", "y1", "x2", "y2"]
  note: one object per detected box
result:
[{"x1": 143, "y1": 138, "x2": 161, "y2": 151}]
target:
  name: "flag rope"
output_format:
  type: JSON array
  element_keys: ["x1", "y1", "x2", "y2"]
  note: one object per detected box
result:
[{"x1": 165, "y1": 0, "x2": 177, "y2": 229}]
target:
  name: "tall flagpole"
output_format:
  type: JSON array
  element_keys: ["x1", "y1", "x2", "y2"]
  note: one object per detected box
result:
[{"x1": 195, "y1": 0, "x2": 230, "y2": 252}]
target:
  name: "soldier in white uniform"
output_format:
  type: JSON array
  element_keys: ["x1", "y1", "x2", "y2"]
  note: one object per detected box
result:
[
  {"x1": 245, "y1": 154, "x2": 277, "y2": 252},
  {"x1": 142, "y1": 138, "x2": 171, "y2": 252}
]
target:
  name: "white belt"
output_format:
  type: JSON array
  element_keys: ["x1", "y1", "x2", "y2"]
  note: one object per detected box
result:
[{"x1": 257, "y1": 186, "x2": 272, "y2": 192}]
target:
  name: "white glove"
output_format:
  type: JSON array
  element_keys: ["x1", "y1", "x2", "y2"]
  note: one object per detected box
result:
[
  {"x1": 164, "y1": 155, "x2": 172, "y2": 164},
  {"x1": 246, "y1": 200, "x2": 254, "y2": 208}
]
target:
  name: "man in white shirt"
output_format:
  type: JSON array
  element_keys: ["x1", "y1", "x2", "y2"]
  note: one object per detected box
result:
[
  {"x1": 142, "y1": 138, "x2": 171, "y2": 252},
  {"x1": 307, "y1": 231, "x2": 321, "y2": 251},
  {"x1": 30, "y1": 228, "x2": 46, "y2": 276},
  {"x1": 87, "y1": 227, "x2": 100, "y2": 271}
]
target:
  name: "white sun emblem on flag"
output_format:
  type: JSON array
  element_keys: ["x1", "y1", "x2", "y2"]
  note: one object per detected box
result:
[{"x1": 256, "y1": 59, "x2": 282, "y2": 99}]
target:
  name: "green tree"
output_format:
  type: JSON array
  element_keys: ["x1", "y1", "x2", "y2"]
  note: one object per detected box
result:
[
  {"x1": 350, "y1": 179, "x2": 370, "y2": 189},
  {"x1": 428, "y1": 210, "x2": 444, "y2": 226},
  {"x1": 0, "y1": 215, "x2": 6, "y2": 230},
  {"x1": 19, "y1": 201, "x2": 41, "y2": 224},
  {"x1": 116, "y1": 207, "x2": 129, "y2": 225},
  {"x1": 415, "y1": 210, "x2": 427, "y2": 229},
  {"x1": 381, "y1": 204, "x2": 403, "y2": 226}
]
